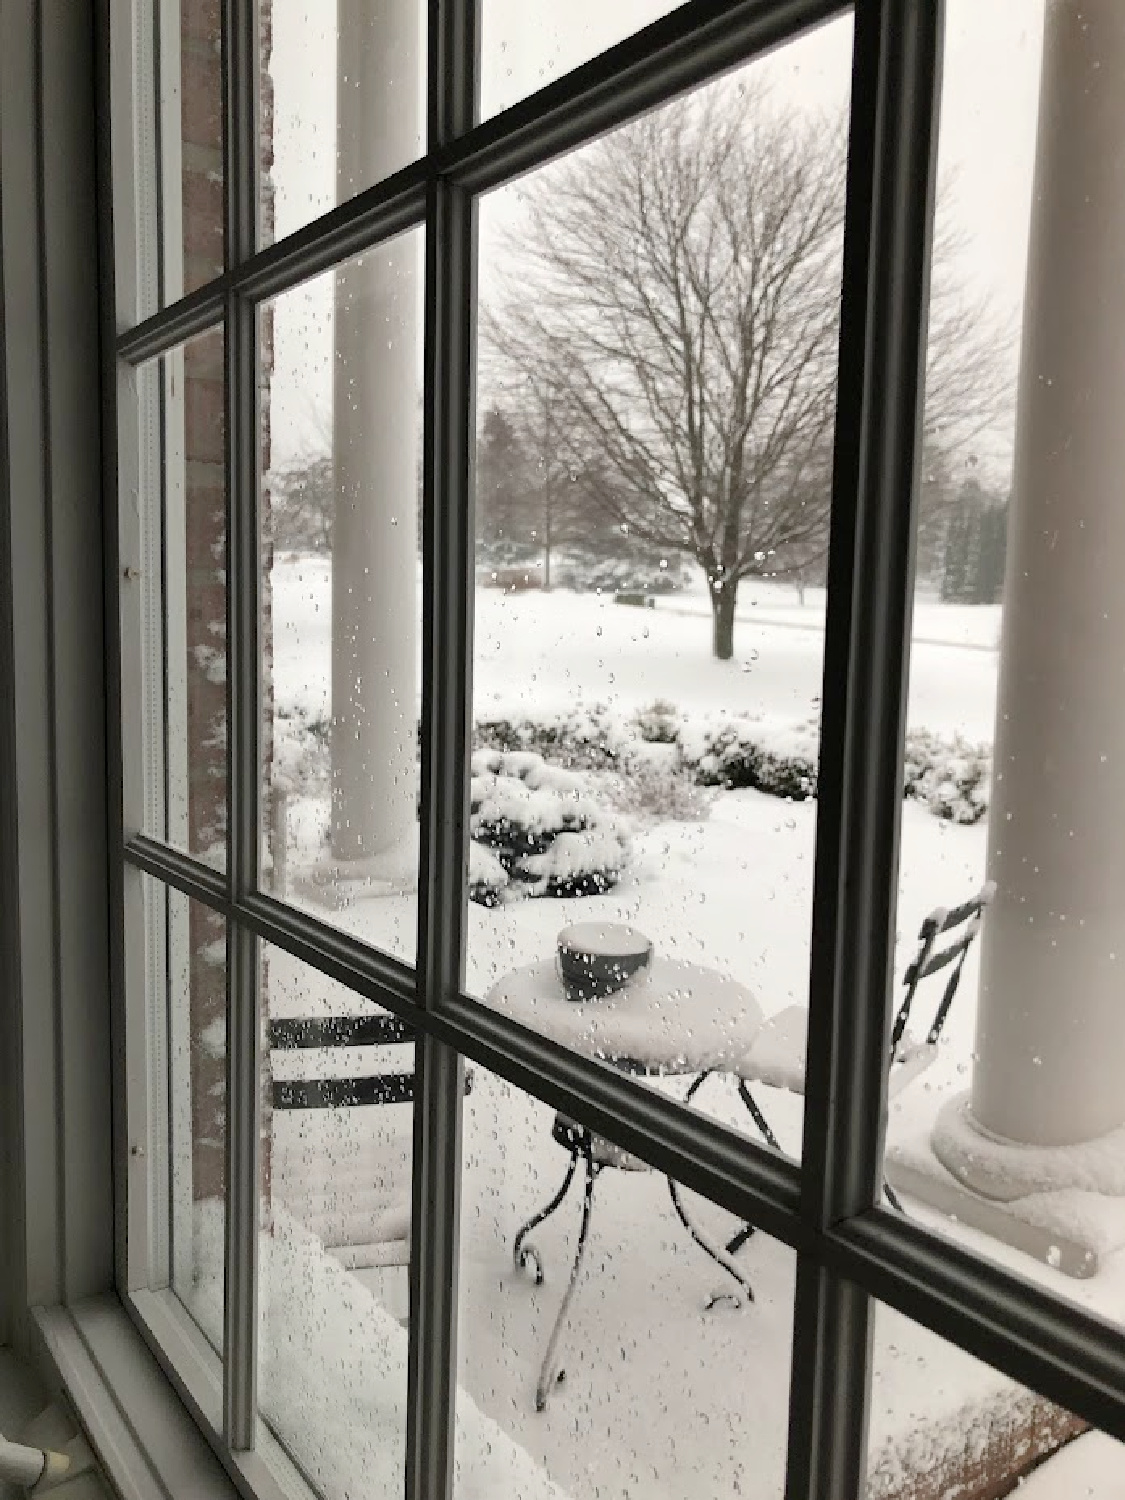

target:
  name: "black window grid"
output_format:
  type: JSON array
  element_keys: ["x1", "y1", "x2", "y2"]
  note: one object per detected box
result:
[{"x1": 103, "y1": 2, "x2": 1125, "y2": 1498}]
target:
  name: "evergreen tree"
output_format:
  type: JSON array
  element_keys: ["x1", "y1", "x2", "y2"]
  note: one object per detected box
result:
[{"x1": 476, "y1": 404, "x2": 534, "y2": 565}]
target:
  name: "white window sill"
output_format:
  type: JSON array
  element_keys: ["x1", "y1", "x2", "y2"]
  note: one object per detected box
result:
[{"x1": 32, "y1": 1294, "x2": 290, "y2": 1500}]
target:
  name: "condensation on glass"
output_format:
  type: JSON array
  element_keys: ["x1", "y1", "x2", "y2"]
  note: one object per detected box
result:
[
  {"x1": 466, "y1": 16, "x2": 854, "y2": 1158},
  {"x1": 124, "y1": 324, "x2": 228, "y2": 870},
  {"x1": 258, "y1": 0, "x2": 424, "y2": 248},
  {"x1": 866, "y1": 1299, "x2": 1113, "y2": 1498},
  {"x1": 454, "y1": 1064, "x2": 795, "y2": 1497},
  {"x1": 141, "y1": 875, "x2": 228, "y2": 1352},
  {"x1": 259, "y1": 227, "x2": 424, "y2": 961},
  {"x1": 880, "y1": 2, "x2": 1125, "y2": 1319},
  {"x1": 258, "y1": 945, "x2": 412, "y2": 1493}
]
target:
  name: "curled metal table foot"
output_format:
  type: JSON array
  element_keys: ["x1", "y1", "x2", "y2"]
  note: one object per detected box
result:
[
  {"x1": 513, "y1": 1151, "x2": 580, "y2": 1286},
  {"x1": 535, "y1": 1141, "x2": 596, "y2": 1412},
  {"x1": 668, "y1": 1177, "x2": 754, "y2": 1308}
]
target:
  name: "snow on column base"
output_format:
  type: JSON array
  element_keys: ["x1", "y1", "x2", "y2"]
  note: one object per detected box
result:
[
  {"x1": 886, "y1": 1092, "x2": 1125, "y2": 1280},
  {"x1": 932, "y1": 1094, "x2": 1125, "y2": 1200},
  {"x1": 293, "y1": 828, "x2": 420, "y2": 907}
]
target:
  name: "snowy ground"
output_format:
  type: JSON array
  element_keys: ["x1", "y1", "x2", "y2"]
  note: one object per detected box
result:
[
  {"x1": 252, "y1": 557, "x2": 1125, "y2": 1499},
  {"x1": 271, "y1": 558, "x2": 1001, "y2": 740}
]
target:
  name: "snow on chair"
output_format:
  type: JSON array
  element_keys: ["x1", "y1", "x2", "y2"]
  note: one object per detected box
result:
[
  {"x1": 269, "y1": 1012, "x2": 472, "y2": 1270},
  {"x1": 731, "y1": 879, "x2": 996, "y2": 1236}
]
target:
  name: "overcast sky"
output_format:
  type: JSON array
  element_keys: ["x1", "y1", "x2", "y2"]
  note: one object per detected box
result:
[{"x1": 265, "y1": 2, "x2": 1046, "y2": 477}]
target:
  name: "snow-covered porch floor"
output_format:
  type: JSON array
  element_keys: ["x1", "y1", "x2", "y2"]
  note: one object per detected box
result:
[{"x1": 256, "y1": 791, "x2": 1125, "y2": 1500}]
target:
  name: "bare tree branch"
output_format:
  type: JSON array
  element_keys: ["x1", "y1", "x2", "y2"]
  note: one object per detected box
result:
[{"x1": 483, "y1": 80, "x2": 1010, "y2": 656}]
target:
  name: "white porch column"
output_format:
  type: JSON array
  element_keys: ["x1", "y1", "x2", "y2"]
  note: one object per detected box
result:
[
  {"x1": 330, "y1": 0, "x2": 421, "y2": 865},
  {"x1": 971, "y1": 0, "x2": 1125, "y2": 1148}
]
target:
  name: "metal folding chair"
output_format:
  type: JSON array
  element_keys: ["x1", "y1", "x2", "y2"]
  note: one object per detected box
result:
[
  {"x1": 269, "y1": 1012, "x2": 472, "y2": 1269},
  {"x1": 724, "y1": 879, "x2": 997, "y2": 1249}
]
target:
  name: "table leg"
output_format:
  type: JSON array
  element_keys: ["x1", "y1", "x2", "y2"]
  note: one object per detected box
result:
[
  {"x1": 535, "y1": 1139, "x2": 596, "y2": 1412},
  {"x1": 725, "y1": 1222, "x2": 756, "y2": 1255},
  {"x1": 513, "y1": 1149, "x2": 580, "y2": 1286},
  {"x1": 667, "y1": 1177, "x2": 754, "y2": 1309},
  {"x1": 683, "y1": 1073, "x2": 768, "y2": 1257},
  {"x1": 883, "y1": 1180, "x2": 905, "y2": 1214},
  {"x1": 736, "y1": 1079, "x2": 783, "y2": 1153}
]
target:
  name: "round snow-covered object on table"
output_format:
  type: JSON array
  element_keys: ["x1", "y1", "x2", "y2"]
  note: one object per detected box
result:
[{"x1": 556, "y1": 921, "x2": 653, "y2": 1001}]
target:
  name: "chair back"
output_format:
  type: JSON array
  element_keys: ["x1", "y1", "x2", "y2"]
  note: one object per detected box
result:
[
  {"x1": 890, "y1": 880, "x2": 996, "y2": 1060},
  {"x1": 268, "y1": 1012, "x2": 415, "y2": 1110},
  {"x1": 268, "y1": 1012, "x2": 474, "y2": 1110}
]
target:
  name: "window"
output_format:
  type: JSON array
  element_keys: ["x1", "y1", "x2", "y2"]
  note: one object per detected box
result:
[{"x1": 104, "y1": 2, "x2": 1125, "y2": 1499}]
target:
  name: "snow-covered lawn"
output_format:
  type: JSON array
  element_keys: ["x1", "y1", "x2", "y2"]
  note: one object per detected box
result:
[
  {"x1": 271, "y1": 559, "x2": 1001, "y2": 739},
  {"x1": 252, "y1": 556, "x2": 1125, "y2": 1500}
]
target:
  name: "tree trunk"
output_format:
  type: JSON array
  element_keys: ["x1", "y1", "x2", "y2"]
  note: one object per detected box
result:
[
  {"x1": 710, "y1": 581, "x2": 738, "y2": 660},
  {"x1": 543, "y1": 486, "x2": 552, "y2": 591}
]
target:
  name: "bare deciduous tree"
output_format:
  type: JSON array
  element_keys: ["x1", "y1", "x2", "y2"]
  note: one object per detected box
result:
[{"x1": 484, "y1": 82, "x2": 1008, "y2": 658}]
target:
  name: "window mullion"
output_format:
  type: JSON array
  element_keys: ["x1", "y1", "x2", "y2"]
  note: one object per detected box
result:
[
  {"x1": 785, "y1": 3, "x2": 944, "y2": 1498},
  {"x1": 406, "y1": 4, "x2": 479, "y2": 1499},
  {"x1": 220, "y1": 0, "x2": 261, "y2": 1454}
]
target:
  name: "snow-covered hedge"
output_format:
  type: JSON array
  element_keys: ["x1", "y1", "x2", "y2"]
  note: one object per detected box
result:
[
  {"x1": 473, "y1": 704, "x2": 992, "y2": 825},
  {"x1": 473, "y1": 705, "x2": 630, "y2": 770},
  {"x1": 677, "y1": 716, "x2": 821, "y2": 800}
]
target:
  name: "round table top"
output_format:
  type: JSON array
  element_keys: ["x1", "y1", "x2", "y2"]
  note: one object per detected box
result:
[{"x1": 484, "y1": 956, "x2": 764, "y2": 1075}]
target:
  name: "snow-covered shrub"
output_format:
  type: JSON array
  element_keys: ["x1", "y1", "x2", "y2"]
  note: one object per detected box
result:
[
  {"x1": 903, "y1": 729, "x2": 991, "y2": 824},
  {"x1": 520, "y1": 827, "x2": 631, "y2": 897},
  {"x1": 633, "y1": 698, "x2": 680, "y2": 744},
  {"x1": 556, "y1": 556, "x2": 691, "y2": 595},
  {"x1": 467, "y1": 841, "x2": 509, "y2": 908},
  {"x1": 602, "y1": 753, "x2": 712, "y2": 823},
  {"x1": 748, "y1": 720, "x2": 820, "y2": 799},
  {"x1": 677, "y1": 715, "x2": 819, "y2": 799},
  {"x1": 467, "y1": 749, "x2": 632, "y2": 903}
]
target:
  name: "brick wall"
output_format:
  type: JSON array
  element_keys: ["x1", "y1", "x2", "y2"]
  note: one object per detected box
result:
[
  {"x1": 180, "y1": 0, "x2": 272, "y2": 1207},
  {"x1": 867, "y1": 1394, "x2": 1086, "y2": 1500}
]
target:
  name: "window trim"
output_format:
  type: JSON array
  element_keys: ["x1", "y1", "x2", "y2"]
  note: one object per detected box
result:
[{"x1": 85, "y1": 2, "x2": 1125, "y2": 1500}]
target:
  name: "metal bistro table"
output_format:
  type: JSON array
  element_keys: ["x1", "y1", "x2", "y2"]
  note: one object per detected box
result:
[{"x1": 485, "y1": 956, "x2": 765, "y2": 1409}]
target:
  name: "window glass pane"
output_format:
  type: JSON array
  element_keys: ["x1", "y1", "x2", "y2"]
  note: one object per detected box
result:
[
  {"x1": 467, "y1": 17, "x2": 854, "y2": 1158},
  {"x1": 123, "y1": 325, "x2": 227, "y2": 869},
  {"x1": 480, "y1": 0, "x2": 685, "y2": 120},
  {"x1": 867, "y1": 1299, "x2": 1117, "y2": 1498},
  {"x1": 259, "y1": 0, "x2": 424, "y2": 248},
  {"x1": 111, "y1": 1, "x2": 225, "y2": 321},
  {"x1": 260, "y1": 229, "x2": 423, "y2": 963},
  {"x1": 454, "y1": 1065, "x2": 795, "y2": 1497},
  {"x1": 144, "y1": 876, "x2": 227, "y2": 1352},
  {"x1": 258, "y1": 945, "x2": 412, "y2": 1496},
  {"x1": 881, "y1": 1, "x2": 1125, "y2": 1321}
]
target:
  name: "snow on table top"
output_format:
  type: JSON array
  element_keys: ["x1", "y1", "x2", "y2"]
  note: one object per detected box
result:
[
  {"x1": 485, "y1": 955, "x2": 763, "y2": 1073},
  {"x1": 739, "y1": 1003, "x2": 808, "y2": 1093}
]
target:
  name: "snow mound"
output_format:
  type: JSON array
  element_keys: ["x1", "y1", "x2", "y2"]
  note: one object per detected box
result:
[
  {"x1": 186, "y1": 1202, "x2": 569, "y2": 1500},
  {"x1": 932, "y1": 1093, "x2": 1125, "y2": 1202}
]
